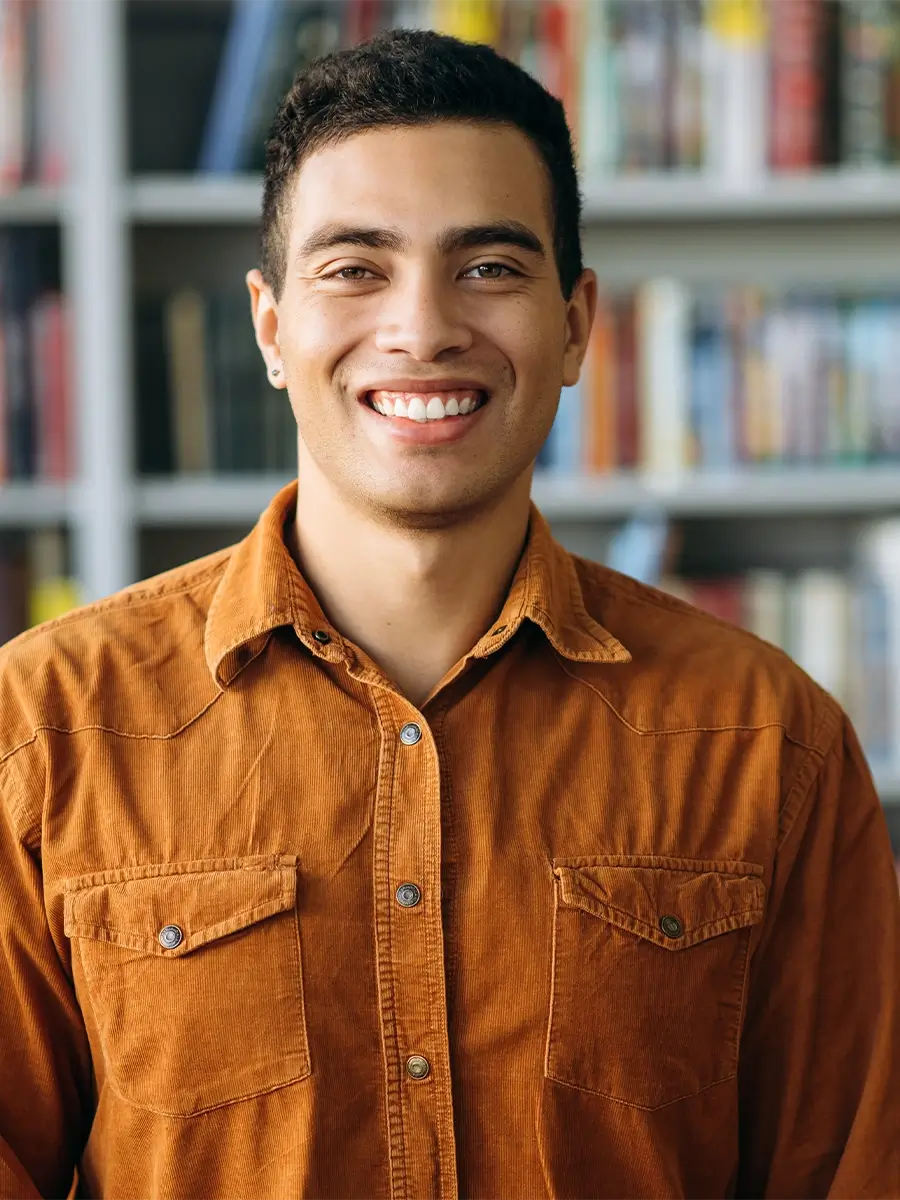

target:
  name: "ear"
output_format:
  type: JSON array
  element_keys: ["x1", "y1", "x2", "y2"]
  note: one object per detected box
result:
[
  {"x1": 561, "y1": 267, "x2": 598, "y2": 388},
  {"x1": 246, "y1": 268, "x2": 287, "y2": 389}
]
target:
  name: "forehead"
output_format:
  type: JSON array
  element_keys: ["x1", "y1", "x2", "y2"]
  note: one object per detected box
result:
[{"x1": 285, "y1": 122, "x2": 553, "y2": 245}]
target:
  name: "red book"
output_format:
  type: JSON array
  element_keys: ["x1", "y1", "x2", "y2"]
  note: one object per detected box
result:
[
  {"x1": 538, "y1": 0, "x2": 578, "y2": 138},
  {"x1": 769, "y1": 0, "x2": 824, "y2": 171},
  {"x1": 616, "y1": 296, "x2": 639, "y2": 471},
  {"x1": 689, "y1": 580, "x2": 744, "y2": 628},
  {"x1": 28, "y1": 290, "x2": 70, "y2": 481}
]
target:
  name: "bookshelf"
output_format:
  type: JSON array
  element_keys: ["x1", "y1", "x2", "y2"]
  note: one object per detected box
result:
[{"x1": 4, "y1": 1, "x2": 900, "y2": 830}]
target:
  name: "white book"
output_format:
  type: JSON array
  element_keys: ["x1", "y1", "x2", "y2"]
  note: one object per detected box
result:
[
  {"x1": 701, "y1": 0, "x2": 768, "y2": 187},
  {"x1": 637, "y1": 277, "x2": 690, "y2": 478},
  {"x1": 788, "y1": 570, "x2": 851, "y2": 707},
  {"x1": 578, "y1": 0, "x2": 616, "y2": 179},
  {"x1": 856, "y1": 520, "x2": 900, "y2": 765},
  {"x1": 743, "y1": 569, "x2": 788, "y2": 651}
]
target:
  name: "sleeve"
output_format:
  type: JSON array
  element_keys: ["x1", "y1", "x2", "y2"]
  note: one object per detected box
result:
[
  {"x1": 0, "y1": 763, "x2": 91, "y2": 1199},
  {"x1": 735, "y1": 706, "x2": 900, "y2": 1199}
]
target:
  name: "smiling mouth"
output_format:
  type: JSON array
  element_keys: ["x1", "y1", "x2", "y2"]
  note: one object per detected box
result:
[{"x1": 363, "y1": 388, "x2": 489, "y2": 422}]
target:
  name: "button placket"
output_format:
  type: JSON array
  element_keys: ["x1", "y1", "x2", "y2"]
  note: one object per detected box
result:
[{"x1": 370, "y1": 694, "x2": 458, "y2": 1198}]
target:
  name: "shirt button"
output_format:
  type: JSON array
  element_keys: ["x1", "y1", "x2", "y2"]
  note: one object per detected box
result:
[
  {"x1": 659, "y1": 915, "x2": 684, "y2": 939},
  {"x1": 312, "y1": 630, "x2": 331, "y2": 644},
  {"x1": 399, "y1": 722, "x2": 422, "y2": 745},
  {"x1": 158, "y1": 924, "x2": 183, "y2": 949},
  {"x1": 396, "y1": 882, "x2": 422, "y2": 908},
  {"x1": 406, "y1": 1055, "x2": 431, "y2": 1080}
]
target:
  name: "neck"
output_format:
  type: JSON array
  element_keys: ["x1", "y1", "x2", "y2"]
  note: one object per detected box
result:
[{"x1": 289, "y1": 456, "x2": 533, "y2": 708}]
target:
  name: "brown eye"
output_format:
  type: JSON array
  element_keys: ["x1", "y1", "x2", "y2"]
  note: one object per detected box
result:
[{"x1": 467, "y1": 263, "x2": 517, "y2": 280}]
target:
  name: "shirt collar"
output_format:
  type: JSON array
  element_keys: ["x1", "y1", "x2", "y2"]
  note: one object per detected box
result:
[{"x1": 205, "y1": 480, "x2": 631, "y2": 688}]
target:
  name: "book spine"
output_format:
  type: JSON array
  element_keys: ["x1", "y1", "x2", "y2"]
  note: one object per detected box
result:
[
  {"x1": 841, "y1": 0, "x2": 892, "y2": 165},
  {"x1": 702, "y1": 0, "x2": 769, "y2": 185},
  {"x1": 36, "y1": 0, "x2": 66, "y2": 183},
  {"x1": 546, "y1": 375, "x2": 584, "y2": 475},
  {"x1": 769, "y1": 0, "x2": 823, "y2": 171},
  {"x1": 0, "y1": 0, "x2": 26, "y2": 189},
  {"x1": 578, "y1": 0, "x2": 616, "y2": 178},
  {"x1": 584, "y1": 292, "x2": 617, "y2": 474},
  {"x1": 615, "y1": 293, "x2": 639, "y2": 470},
  {"x1": 197, "y1": 0, "x2": 283, "y2": 174},
  {"x1": 638, "y1": 277, "x2": 690, "y2": 475}
]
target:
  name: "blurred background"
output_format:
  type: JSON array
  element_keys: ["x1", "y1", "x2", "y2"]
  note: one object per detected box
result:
[{"x1": 1, "y1": 0, "x2": 900, "y2": 859}]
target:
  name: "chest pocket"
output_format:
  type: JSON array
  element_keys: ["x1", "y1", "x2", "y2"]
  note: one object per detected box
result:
[
  {"x1": 546, "y1": 857, "x2": 765, "y2": 1110},
  {"x1": 64, "y1": 854, "x2": 310, "y2": 1116}
]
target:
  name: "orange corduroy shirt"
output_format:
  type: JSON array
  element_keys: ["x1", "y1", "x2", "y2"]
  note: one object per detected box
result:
[{"x1": 0, "y1": 479, "x2": 898, "y2": 1200}]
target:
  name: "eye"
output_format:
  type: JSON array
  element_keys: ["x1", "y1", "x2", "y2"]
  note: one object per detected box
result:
[
  {"x1": 464, "y1": 262, "x2": 519, "y2": 280},
  {"x1": 324, "y1": 266, "x2": 377, "y2": 282}
]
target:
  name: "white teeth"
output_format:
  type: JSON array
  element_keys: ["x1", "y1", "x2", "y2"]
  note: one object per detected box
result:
[{"x1": 368, "y1": 388, "x2": 484, "y2": 420}]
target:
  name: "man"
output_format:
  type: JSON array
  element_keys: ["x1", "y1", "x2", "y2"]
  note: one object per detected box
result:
[{"x1": 0, "y1": 27, "x2": 898, "y2": 1200}]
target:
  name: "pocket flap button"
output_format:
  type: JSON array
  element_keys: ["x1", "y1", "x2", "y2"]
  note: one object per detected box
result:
[
  {"x1": 659, "y1": 915, "x2": 684, "y2": 939},
  {"x1": 159, "y1": 924, "x2": 184, "y2": 950}
]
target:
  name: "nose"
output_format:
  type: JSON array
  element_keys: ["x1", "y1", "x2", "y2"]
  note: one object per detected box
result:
[{"x1": 373, "y1": 268, "x2": 474, "y2": 360}]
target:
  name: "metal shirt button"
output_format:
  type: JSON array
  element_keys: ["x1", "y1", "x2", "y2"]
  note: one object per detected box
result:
[
  {"x1": 396, "y1": 882, "x2": 421, "y2": 908},
  {"x1": 158, "y1": 924, "x2": 184, "y2": 950},
  {"x1": 399, "y1": 722, "x2": 422, "y2": 745},
  {"x1": 660, "y1": 915, "x2": 684, "y2": 939},
  {"x1": 406, "y1": 1055, "x2": 431, "y2": 1080},
  {"x1": 312, "y1": 630, "x2": 331, "y2": 644}
]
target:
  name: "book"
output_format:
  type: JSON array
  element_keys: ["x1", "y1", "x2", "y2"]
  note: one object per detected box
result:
[
  {"x1": 0, "y1": 0, "x2": 26, "y2": 190},
  {"x1": 197, "y1": 0, "x2": 284, "y2": 174},
  {"x1": 841, "y1": 0, "x2": 893, "y2": 164},
  {"x1": 637, "y1": 277, "x2": 690, "y2": 476},
  {"x1": 769, "y1": 0, "x2": 824, "y2": 171},
  {"x1": 164, "y1": 288, "x2": 212, "y2": 475},
  {"x1": 702, "y1": 0, "x2": 768, "y2": 186}
]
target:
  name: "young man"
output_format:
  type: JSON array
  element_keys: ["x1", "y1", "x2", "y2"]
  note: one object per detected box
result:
[{"x1": 0, "y1": 29, "x2": 898, "y2": 1200}]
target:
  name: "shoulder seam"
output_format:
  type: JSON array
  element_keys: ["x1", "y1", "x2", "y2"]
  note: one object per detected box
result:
[
  {"x1": 554, "y1": 654, "x2": 825, "y2": 748},
  {"x1": 0, "y1": 556, "x2": 230, "y2": 650}
]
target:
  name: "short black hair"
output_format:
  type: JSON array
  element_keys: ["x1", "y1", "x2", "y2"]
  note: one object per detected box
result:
[{"x1": 260, "y1": 27, "x2": 584, "y2": 301}]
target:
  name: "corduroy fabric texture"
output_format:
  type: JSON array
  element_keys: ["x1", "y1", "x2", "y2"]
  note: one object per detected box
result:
[{"x1": 0, "y1": 479, "x2": 898, "y2": 1199}]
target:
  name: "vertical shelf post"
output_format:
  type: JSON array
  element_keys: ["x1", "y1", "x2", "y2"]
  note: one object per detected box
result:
[{"x1": 63, "y1": 0, "x2": 136, "y2": 600}]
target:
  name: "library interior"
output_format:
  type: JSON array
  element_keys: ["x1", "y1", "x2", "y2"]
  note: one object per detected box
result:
[{"x1": 1, "y1": 0, "x2": 900, "y2": 869}]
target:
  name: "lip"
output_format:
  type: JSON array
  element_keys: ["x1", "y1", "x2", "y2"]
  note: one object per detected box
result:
[
  {"x1": 358, "y1": 388, "x2": 489, "y2": 446},
  {"x1": 357, "y1": 377, "x2": 491, "y2": 402}
]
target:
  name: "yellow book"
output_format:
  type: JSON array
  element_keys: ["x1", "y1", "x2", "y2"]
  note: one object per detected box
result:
[
  {"x1": 705, "y1": 0, "x2": 767, "y2": 44},
  {"x1": 27, "y1": 530, "x2": 82, "y2": 627},
  {"x1": 432, "y1": 0, "x2": 498, "y2": 45}
]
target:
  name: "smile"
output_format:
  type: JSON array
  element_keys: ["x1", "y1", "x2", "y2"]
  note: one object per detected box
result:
[{"x1": 364, "y1": 389, "x2": 489, "y2": 422}]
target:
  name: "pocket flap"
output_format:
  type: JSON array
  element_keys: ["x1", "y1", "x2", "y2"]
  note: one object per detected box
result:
[
  {"x1": 553, "y1": 860, "x2": 764, "y2": 949},
  {"x1": 64, "y1": 854, "x2": 298, "y2": 958}
]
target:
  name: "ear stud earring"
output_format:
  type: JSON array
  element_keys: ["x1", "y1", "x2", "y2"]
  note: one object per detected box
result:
[{"x1": 271, "y1": 368, "x2": 281, "y2": 377}]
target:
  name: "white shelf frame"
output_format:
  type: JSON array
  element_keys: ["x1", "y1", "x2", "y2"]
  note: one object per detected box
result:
[
  {"x1": 135, "y1": 467, "x2": 900, "y2": 526},
  {"x1": 126, "y1": 168, "x2": 900, "y2": 225}
]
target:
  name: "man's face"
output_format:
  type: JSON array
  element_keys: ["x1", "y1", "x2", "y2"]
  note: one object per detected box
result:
[{"x1": 250, "y1": 121, "x2": 596, "y2": 525}]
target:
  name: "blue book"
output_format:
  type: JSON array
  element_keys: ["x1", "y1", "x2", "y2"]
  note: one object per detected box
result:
[
  {"x1": 545, "y1": 379, "x2": 584, "y2": 475},
  {"x1": 690, "y1": 301, "x2": 733, "y2": 470},
  {"x1": 197, "y1": 0, "x2": 283, "y2": 174}
]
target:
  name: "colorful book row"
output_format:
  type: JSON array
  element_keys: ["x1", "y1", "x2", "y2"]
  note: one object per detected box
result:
[
  {"x1": 541, "y1": 283, "x2": 900, "y2": 475},
  {"x1": 198, "y1": 0, "x2": 900, "y2": 178}
]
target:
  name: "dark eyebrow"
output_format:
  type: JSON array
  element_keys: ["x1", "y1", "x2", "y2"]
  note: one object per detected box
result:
[{"x1": 295, "y1": 220, "x2": 547, "y2": 264}]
